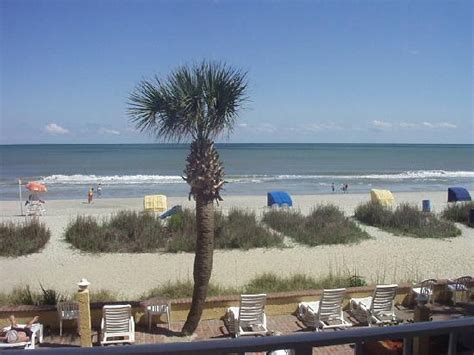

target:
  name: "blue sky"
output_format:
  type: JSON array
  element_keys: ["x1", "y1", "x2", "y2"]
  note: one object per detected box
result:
[{"x1": 1, "y1": 0, "x2": 472, "y2": 144}]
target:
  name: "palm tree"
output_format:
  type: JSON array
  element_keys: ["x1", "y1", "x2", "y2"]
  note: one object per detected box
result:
[{"x1": 128, "y1": 61, "x2": 247, "y2": 335}]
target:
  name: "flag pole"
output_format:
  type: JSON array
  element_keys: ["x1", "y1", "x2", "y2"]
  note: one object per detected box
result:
[{"x1": 19, "y1": 179, "x2": 24, "y2": 216}]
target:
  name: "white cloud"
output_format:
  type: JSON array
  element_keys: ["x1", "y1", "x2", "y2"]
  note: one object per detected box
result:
[
  {"x1": 292, "y1": 122, "x2": 342, "y2": 133},
  {"x1": 237, "y1": 122, "x2": 276, "y2": 133},
  {"x1": 99, "y1": 128, "x2": 121, "y2": 135},
  {"x1": 372, "y1": 120, "x2": 393, "y2": 130},
  {"x1": 372, "y1": 120, "x2": 457, "y2": 131},
  {"x1": 44, "y1": 123, "x2": 69, "y2": 135},
  {"x1": 422, "y1": 122, "x2": 457, "y2": 129}
]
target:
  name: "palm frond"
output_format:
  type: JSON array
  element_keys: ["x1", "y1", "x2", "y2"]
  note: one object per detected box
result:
[{"x1": 127, "y1": 61, "x2": 248, "y2": 142}]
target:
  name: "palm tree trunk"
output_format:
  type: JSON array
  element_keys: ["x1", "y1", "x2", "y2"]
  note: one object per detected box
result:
[{"x1": 181, "y1": 193, "x2": 214, "y2": 335}]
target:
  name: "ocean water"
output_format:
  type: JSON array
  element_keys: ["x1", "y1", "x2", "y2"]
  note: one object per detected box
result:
[{"x1": 0, "y1": 144, "x2": 473, "y2": 200}]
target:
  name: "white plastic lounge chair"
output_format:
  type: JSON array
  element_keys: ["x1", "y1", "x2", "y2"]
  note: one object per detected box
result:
[
  {"x1": 26, "y1": 201, "x2": 45, "y2": 216},
  {"x1": 224, "y1": 294, "x2": 268, "y2": 337},
  {"x1": 57, "y1": 301, "x2": 79, "y2": 336},
  {"x1": 297, "y1": 288, "x2": 352, "y2": 331},
  {"x1": 100, "y1": 304, "x2": 135, "y2": 345},
  {"x1": 447, "y1": 276, "x2": 473, "y2": 305},
  {"x1": 411, "y1": 279, "x2": 437, "y2": 304},
  {"x1": 0, "y1": 323, "x2": 43, "y2": 350},
  {"x1": 145, "y1": 303, "x2": 171, "y2": 330},
  {"x1": 350, "y1": 284, "x2": 398, "y2": 326}
]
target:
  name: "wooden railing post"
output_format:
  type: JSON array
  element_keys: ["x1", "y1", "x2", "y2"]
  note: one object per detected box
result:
[{"x1": 76, "y1": 278, "x2": 92, "y2": 348}]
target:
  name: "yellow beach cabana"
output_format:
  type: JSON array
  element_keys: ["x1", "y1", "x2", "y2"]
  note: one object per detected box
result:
[
  {"x1": 370, "y1": 189, "x2": 394, "y2": 206},
  {"x1": 143, "y1": 195, "x2": 167, "y2": 213}
]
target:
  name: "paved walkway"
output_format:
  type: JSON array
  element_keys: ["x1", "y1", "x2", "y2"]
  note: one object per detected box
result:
[{"x1": 39, "y1": 314, "x2": 354, "y2": 354}]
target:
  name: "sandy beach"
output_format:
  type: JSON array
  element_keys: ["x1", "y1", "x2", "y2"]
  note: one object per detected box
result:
[{"x1": 0, "y1": 191, "x2": 473, "y2": 299}]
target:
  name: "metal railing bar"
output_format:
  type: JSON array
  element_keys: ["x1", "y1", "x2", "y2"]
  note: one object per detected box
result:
[
  {"x1": 448, "y1": 332, "x2": 458, "y2": 355},
  {"x1": 403, "y1": 337, "x2": 413, "y2": 355}
]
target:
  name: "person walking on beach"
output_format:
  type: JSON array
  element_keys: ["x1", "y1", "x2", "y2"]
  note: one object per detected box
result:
[
  {"x1": 331, "y1": 182, "x2": 335, "y2": 192},
  {"x1": 87, "y1": 187, "x2": 94, "y2": 204},
  {"x1": 97, "y1": 183, "x2": 102, "y2": 198}
]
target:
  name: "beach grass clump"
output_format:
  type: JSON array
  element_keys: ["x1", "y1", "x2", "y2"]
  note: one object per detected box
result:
[
  {"x1": 64, "y1": 211, "x2": 167, "y2": 253},
  {"x1": 262, "y1": 205, "x2": 370, "y2": 246},
  {"x1": 167, "y1": 208, "x2": 284, "y2": 252},
  {"x1": 441, "y1": 201, "x2": 474, "y2": 227},
  {"x1": 89, "y1": 289, "x2": 119, "y2": 303},
  {"x1": 355, "y1": 202, "x2": 461, "y2": 238},
  {"x1": 142, "y1": 272, "x2": 366, "y2": 301},
  {"x1": 0, "y1": 220, "x2": 50, "y2": 257},
  {"x1": 243, "y1": 272, "x2": 367, "y2": 294},
  {"x1": 143, "y1": 280, "x2": 237, "y2": 299},
  {"x1": 0, "y1": 285, "x2": 65, "y2": 306}
]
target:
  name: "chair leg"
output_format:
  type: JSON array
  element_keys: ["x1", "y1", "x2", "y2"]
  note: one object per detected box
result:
[{"x1": 60, "y1": 320, "x2": 63, "y2": 336}]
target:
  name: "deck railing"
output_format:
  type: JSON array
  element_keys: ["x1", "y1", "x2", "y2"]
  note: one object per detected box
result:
[{"x1": 6, "y1": 317, "x2": 474, "y2": 355}]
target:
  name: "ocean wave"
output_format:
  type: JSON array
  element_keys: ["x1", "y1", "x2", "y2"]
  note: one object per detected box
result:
[
  {"x1": 42, "y1": 174, "x2": 185, "y2": 184},
  {"x1": 38, "y1": 170, "x2": 474, "y2": 185}
]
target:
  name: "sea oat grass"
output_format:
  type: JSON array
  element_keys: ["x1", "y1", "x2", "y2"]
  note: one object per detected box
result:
[
  {"x1": 355, "y1": 202, "x2": 461, "y2": 238},
  {"x1": 0, "y1": 220, "x2": 50, "y2": 257},
  {"x1": 65, "y1": 208, "x2": 282, "y2": 253},
  {"x1": 263, "y1": 205, "x2": 370, "y2": 246},
  {"x1": 64, "y1": 211, "x2": 167, "y2": 253},
  {"x1": 166, "y1": 208, "x2": 284, "y2": 252},
  {"x1": 442, "y1": 201, "x2": 474, "y2": 227}
]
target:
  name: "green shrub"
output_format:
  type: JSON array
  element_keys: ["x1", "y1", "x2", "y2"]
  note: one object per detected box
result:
[
  {"x1": 40, "y1": 284, "x2": 64, "y2": 305},
  {"x1": 89, "y1": 289, "x2": 119, "y2": 303},
  {"x1": 442, "y1": 201, "x2": 474, "y2": 227},
  {"x1": 355, "y1": 202, "x2": 461, "y2": 238},
  {"x1": 143, "y1": 280, "x2": 236, "y2": 299},
  {"x1": 167, "y1": 208, "x2": 284, "y2": 252},
  {"x1": 263, "y1": 205, "x2": 370, "y2": 246},
  {"x1": 243, "y1": 272, "x2": 365, "y2": 294},
  {"x1": 0, "y1": 220, "x2": 50, "y2": 257},
  {"x1": 64, "y1": 211, "x2": 167, "y2": 253}
]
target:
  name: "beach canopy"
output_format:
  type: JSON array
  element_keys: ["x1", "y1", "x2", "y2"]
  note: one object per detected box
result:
[
  {"x1": 25, "y1": 181, "x2": 47, "y2": 193},
  {"x1": 370, "y1": 189, "x2": 394, "y2": 206},
  {"x1": 160, "y1": 205, "x2": 182, "y2": 219},
  {"x1": 144, "y1": 195, "x2": 167, "y2": 213},
  {"x1": 267, "y1": 191, "x2": 292, "y2": 207},
  {"x1": 447, "y1": 187, "x2": 471, "y2": 202}
]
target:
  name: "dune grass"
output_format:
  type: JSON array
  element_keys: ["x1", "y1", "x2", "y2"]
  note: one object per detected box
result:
[
  {"x1": 0, "y1": 219, "x2": 50, "y2": 257},
  {"x1": 262, "y1": 205, "x2": 370, "y2": 246},
  {"x1": 64, "y1": 208, "x2": 283, "y2": 253},
  {"x1": 64, "y1": 211, "x2": 167, "y2": 253},
  {"x1": 0, "y1": 270, "x2": 369, "y2": 306},
  {"x1": 167, "y1": 208, "x2": 284, "y2": 252},
  {"x1": 355, "y1": 202, "x2": 461, "y2": 238},
  {"x1": 441, "y1": 201, "x2": 474, "y2": 227}
]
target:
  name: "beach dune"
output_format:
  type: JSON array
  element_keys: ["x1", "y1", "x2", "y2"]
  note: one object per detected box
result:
[{"x1": 0, "y1": 191, "x2": 472, "y2": 298}]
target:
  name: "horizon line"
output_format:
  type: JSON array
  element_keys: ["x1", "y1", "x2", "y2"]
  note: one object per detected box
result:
[{"x1": 1, "y1": 142, "x2": 473, "y2": 146}]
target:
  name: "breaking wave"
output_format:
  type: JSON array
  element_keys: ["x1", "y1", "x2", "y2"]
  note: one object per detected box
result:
[{"x1": 39, "y1": 170, "x2": 474, "y2": 185}]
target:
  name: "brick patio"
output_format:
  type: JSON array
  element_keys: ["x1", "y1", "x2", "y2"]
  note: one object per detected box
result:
[{"x1": 21, "y1": 302, "x2": 474, "y2": 353}]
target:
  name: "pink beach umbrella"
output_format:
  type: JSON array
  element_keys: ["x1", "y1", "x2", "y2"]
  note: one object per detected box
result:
[{"x1": 25, "y1": 181, "x2": 47, "y2": 193}]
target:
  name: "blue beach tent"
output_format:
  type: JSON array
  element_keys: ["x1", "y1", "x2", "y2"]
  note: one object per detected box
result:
[
  {"x1": 267, "y1": 191, "x2": 293, "y2": 207},
  {"x1": 160, "y1": 205, "x2": 183, "y2": 219},
  {"x1": 447, "y1": 187, "x2": 471, "y2": 202}
]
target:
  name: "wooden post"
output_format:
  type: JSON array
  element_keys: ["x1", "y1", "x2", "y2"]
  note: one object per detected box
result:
[
  {"x1": 413, "y1": 302, "x2": 430, "y2": 355},
  {"x1": 75, "y1": 279, "x2": 92, "y2": 348}
]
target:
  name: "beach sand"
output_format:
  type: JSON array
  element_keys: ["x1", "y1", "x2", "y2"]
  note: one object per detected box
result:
[{"x1": 0, "y1": 191, "x2": 472, "y2": 298}]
